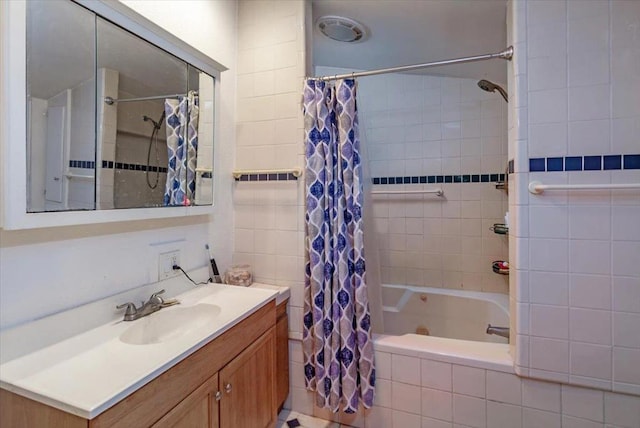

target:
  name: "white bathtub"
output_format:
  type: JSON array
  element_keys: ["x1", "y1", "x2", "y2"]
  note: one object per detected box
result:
[{"x1": 381, "y1": 284, "x2": 510, "y2": 344}]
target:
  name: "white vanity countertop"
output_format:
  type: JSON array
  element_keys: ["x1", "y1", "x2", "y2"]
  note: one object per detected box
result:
[
  {"x1": 249, "y1": 282, "x2": 291, "y2": 306},
  {"x1": 0, "y1": 284, "x2": 278, "y2": 419}
]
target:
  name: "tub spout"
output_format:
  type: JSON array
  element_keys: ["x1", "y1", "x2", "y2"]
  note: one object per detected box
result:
[{"x1": 486, "y1": 324, "x2": 510, "y2": 339}]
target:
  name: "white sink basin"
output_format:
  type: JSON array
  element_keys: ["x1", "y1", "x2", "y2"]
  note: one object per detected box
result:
[{"x1": 119, "y1": 303, "x2": 221, "y2": 345}]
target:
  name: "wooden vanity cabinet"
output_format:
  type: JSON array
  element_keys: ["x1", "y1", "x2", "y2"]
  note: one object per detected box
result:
[
  {"x1": 153, "y1": 327, "x2": 276, "y2": 428},
  {"x1": 0, "y1": 301, "x2": 278, "y2": 428}
]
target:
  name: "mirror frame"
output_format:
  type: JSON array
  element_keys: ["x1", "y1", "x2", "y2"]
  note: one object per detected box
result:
[{"x1": 1, "y1": 0, "x2": 227, "y2": 230}]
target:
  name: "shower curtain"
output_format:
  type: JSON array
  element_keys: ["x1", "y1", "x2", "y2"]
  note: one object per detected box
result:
[
  {"x1": 164, "y1": 91, "x2": 199, "y2": 206},
  {"x1": 302, "y1": 78, "x2": 375, "y2": 413}
]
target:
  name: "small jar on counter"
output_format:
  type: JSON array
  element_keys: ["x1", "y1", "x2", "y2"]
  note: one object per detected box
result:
[{"x1": 223, "y1": 264, "x2": 253, "y2": 286}]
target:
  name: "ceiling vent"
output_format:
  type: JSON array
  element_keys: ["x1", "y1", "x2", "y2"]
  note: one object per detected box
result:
[{"x1": 316, "y1": 16, "x2": 367, "y2": 43}]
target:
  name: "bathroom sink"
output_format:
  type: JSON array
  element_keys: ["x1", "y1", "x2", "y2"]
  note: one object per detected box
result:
[{"x1": 119, "y1": 303, "x2": 221, "y2": 345}]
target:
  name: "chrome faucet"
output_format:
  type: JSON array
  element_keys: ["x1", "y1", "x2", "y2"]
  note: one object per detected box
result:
[
  {"x1": 117, "y1": 289, "x2": 165, "y2": 321},
  {"x1": 486, "y1": 324, "x2": 510, "y2": 339}
]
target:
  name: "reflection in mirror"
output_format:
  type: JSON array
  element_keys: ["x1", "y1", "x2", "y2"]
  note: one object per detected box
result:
[
  {"x1": 189, "y1": 67, "x2": 214, "y2": 206},
  {"x1": 96, "y1": 17, "x2": 188, "y2": 209},
  {"x1": 26, "y1": 0, "x2": 96, "y2": 212},
  {"x1": 25, "y1": 0, "x2": 216, "y2": 212}
]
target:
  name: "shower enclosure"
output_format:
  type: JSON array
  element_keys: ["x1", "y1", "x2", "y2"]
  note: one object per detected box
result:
[
  {"x1": 315, "y1": 66, "x2": 510, "y2": 342},
  {"x1": 113, "y1": 98, "x2": 169, "y2": 208}
]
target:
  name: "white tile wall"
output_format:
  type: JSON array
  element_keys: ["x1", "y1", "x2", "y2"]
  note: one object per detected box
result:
[
  {"x1": 233, "y1": 5, "x2": 346, "y2": 418},
  {"x1": 422, "y1": 387, "x2": 452, "y2": 422},
  {"x1": 286, "y1": 340, "x2": 640, "y2": 427},
  {"x1": 233, "y1": 0, "x2": 306, "y2": 302},
  {"x1": 605, "y1": 392, "x2": 640, "y2": 428},
  {"x1": 561, "y1": 384, "x2": 604, "y2": 423},
  {"x1": 65, "y1": 78, "x2": 97, "y2": 210},
  {"x1": 509, "y1": 0, "x2": 640, "y2": 396},
  {"x1": 522, "y1": 408, "x2": 561, "y2": 428},
  {"x1": 453, "y1": 365, "x2": 486, "y2": 398},
  {"x1": 421, "y1": 359, "x2": 452, "y2": 391},
  {"x1": 96, "y1": 68, "x2": 118, "y2": 209},
  {"x1": 392, "y1": 354, "x2": 421, "y2": 385},
  {"x1": 486, "y1": 370, "x2": 522, "y2": 405}
]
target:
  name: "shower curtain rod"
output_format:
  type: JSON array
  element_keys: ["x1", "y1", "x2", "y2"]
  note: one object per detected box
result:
[
  {"x1": 312, "y1": 46, "x2": 513, "y2": 81},
  {"x1": 104, "y1": 92, "x2": 198, "y2": 105}
]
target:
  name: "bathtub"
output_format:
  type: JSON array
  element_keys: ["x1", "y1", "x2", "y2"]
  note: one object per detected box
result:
[{"x1": 380, "y1": 284, "x2": 509, "y2": 344}]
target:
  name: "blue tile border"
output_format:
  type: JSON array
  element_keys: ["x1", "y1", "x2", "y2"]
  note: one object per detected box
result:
[
  {"x1": 69, "y1": 160, "x2": 95, "y2": 169},
  {"x1": 371, "y1": 173, "x2": 505, "y2": 185},
  {"x1": 584, "y1": 156, "x2": 601, "y2": 170},
  {"x1": 99, "y1": 160, "x2": 168, "y2": 174},
  {"x1": 529, "y1": 158, "x2": 545, "y2": 172},
  {"x1": 604, "y1": 155, "x2": 622, "y2": 170},
  {"x1": 547, "y1": 157, "x2": 563, "y2": 171},
  {"x1": 71, "y1": 160, "x2": 213, "y2": 177},
  {"x1": 235, "y1": 173, "x2": 298, "y2": 182},
  {"x1": 624, "y1": 154, "x2": 640, "y2": 169},
  {"x1": 565, "y1": 156, "x2": 582, "y2": 171},
  {"x1": 528, "y1": 154, "x2": 640, "y2": 172}
]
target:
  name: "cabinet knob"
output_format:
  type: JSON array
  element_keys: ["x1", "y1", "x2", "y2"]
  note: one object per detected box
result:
[
  {"x1": 215, "y1": 391, "x2": 222, "y2": 401},
  {"x1": 224, "y1": 383, "x2": 232, "y2": 394}
]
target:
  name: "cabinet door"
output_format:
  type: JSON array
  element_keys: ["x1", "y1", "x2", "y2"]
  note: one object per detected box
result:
[
  {"x1": 219, "y1": 327, "x2": 276, "y2": 428},
  {"x1": 153, "y1": 374, "x2": 220, "y2": 428}
]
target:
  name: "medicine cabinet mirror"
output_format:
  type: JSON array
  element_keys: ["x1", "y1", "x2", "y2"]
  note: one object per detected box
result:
[
  {"x1": 26, "y1": 0, "x2": 218, "y2": 213},
  {"x1": 1, "y1": 0, "x2": 226, "y2": 229}
]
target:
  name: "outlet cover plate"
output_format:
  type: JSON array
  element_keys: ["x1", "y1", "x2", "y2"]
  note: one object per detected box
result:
[{"x1": 158, "y1": 250, "x2": 180, "y2": 280}]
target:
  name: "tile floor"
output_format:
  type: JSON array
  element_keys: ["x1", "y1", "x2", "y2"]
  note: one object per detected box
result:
[{"x1": 278, "y1": 410, "x2": 353, "y2": 428}]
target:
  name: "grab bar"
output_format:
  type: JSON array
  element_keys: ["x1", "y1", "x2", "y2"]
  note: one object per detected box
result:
[
  {"x1": 370, "y1": 189, "x2": 444, "y2": 196},
  {"x1": 529, "y1": 181, "x2": 640, "y2": 194},
  {"x1": 64, "y1": 173, "x2": 94, "y2": 180}
]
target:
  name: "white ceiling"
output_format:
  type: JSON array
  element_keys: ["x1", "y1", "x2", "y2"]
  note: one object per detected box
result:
[{"x1": 312, "y1": 0, "x2": 508, "y2": 83}]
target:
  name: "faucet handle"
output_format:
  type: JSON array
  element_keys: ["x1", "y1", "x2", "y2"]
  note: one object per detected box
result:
[
  {"x1": 149, "y1": 289, "x2": 166, "y2": 305},
  {"x1": 116, "y1": 302, "x2": 138, "y2": 316}
]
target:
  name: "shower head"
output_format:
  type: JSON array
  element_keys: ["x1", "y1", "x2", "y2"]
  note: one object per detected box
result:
[
  {"x1": 477, "y1": 79, "x2": 508, "y2": 103},
  {"x1": 143, "y1": 111, "x2": 165, "y2": 130},
  {"x1": 142, "y1": 115, "x2": 158, "y2": 128}
]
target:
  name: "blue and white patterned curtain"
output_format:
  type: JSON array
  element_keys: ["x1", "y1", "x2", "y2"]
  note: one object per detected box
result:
[
  {"x1": 164, "y1": 91, "x2": 199, "y2": 206},
  {"x1": 302, "y1": 79, "x2": 375, "y2": 414}
]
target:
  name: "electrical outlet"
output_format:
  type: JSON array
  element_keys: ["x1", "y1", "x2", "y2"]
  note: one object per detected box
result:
[{"x1": 158, "y1": 250, "x2": 180, "y2": 280}]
